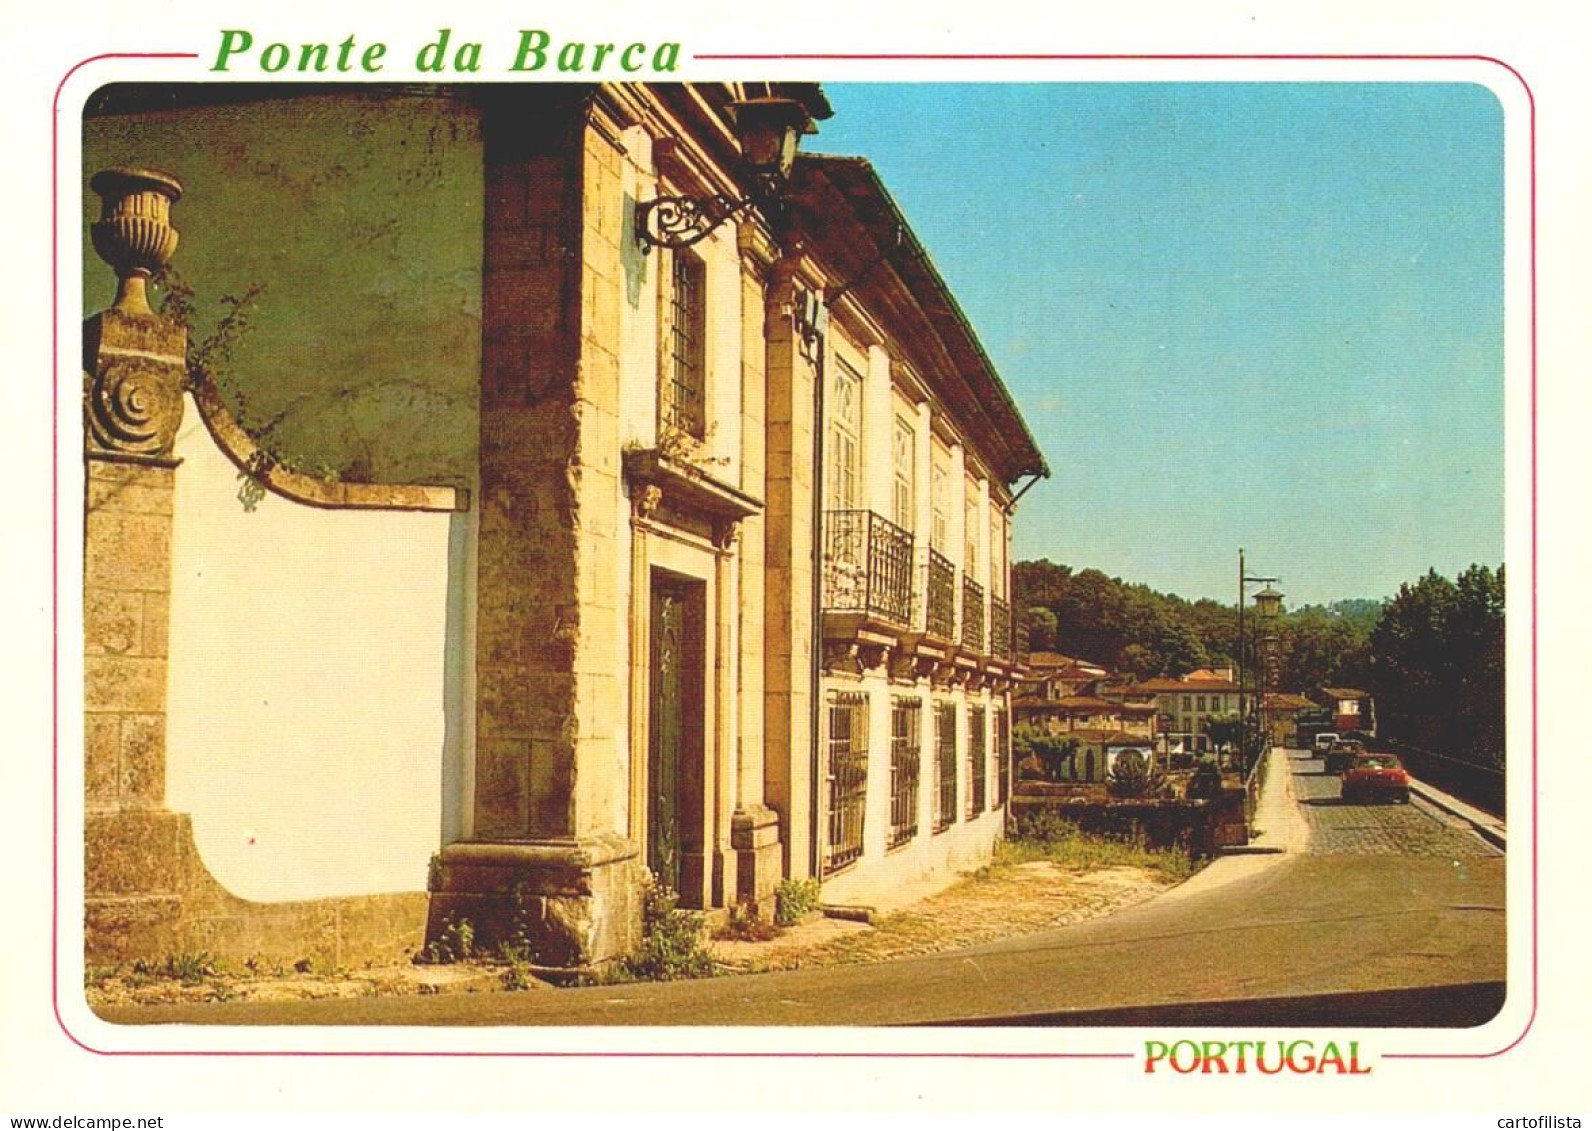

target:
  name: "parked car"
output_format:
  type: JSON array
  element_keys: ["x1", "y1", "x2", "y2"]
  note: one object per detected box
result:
[
  {"x1": 1312, "y1": 732, "x2": 1340, "y2": 756},
  {"x1": 1323, "y1": 738, "x2": 1367, "y2": 775},
  {"x1": 1340, "y1": 753, "x2": 1411, "y2": 804}
]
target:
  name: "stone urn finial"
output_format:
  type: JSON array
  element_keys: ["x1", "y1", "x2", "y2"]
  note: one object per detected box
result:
[{"x1": 89, "y1": 167, "x2": 184, "y2": 317}]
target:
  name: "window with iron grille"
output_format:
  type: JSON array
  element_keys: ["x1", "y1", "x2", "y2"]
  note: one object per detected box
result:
[
  {"x1": 994, "y1": 706, "x2": 1010, "y2": 806},
  {"x1": 824, "y1": 692, "x2": 869, "y2": 875},
  {"x1": 662, "y1": 251, "x2": 707, "y2": 438},
  {"x1": 967, "y1": 704, "x2": 987, "y2": 818},
  {"x1": 889, "y1": 697, "x2": 922, "y2": 849},
  {"x1": 933, "y1": 702, "x2": 957, "y2": 832}
]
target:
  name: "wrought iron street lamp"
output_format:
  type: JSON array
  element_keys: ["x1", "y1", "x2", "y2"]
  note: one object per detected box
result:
[
  {"x1": 1236, "y1": 549, "x2": 1281, "y2": 770},
  {"x1": 635, "y1": 96, "x2": 816, "y2": 253},
  {"x1": 1254, "y1": 584, "x2": 1284, "y2": 754}
]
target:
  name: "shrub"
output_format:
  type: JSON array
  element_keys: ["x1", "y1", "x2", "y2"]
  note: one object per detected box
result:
[
  {"x1": 714, "y1": 900, "x2": 783, "y2": 943},
  {"x1": 1014, "y1": 726, "x2": 1082, "y2": 781},
  {"x1": 415, "y1": 917, "x2": 476, "y2": 965},
  {"x1": 1013, "y1": 808, "x2": 1078, "y2": 845},
  {"x1": 773, "y1": 877, "x2": 822, "y2": 926},
  {"x1": 1187, "y1": 757, "x2": 1224, "y2": 801},
  {"x1": 497, "y1": 941, "x2": 537, "y2": 991},
  {"x1": 605, "y1": 878, "x2": 717, "y2": 983},
  {"x1": 1107, "y1": 750, "x2": 1165, "y2": 798}
]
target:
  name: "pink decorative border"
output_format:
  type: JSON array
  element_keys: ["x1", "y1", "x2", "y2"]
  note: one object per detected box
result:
[{"x1": 49, "y1": 50, "x2": 1534, "y2": 1064}]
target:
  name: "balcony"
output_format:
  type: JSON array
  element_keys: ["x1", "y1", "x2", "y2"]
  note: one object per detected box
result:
[
  {"x1": 961, "y1": 576, "x2": 985, "y2": 653},
  {"x1": 925, "y1": 548, "x2": 956, "y2": 640},
  {"x1": 823, "y1": 509, "x2": 914, "y2": 626},
  {"x1": 990, "y1": 594, "x2": 1013, "y2": 661}
]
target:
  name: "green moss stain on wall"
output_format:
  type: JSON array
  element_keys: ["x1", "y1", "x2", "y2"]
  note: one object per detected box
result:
[{"x1": 84, "y1": 92, "x2": 483, "y2": 487}]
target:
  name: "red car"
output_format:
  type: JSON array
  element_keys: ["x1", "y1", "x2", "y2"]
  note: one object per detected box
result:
[{"x1": 1340, "y1": 753, "x2": 1411, "y2": 804}]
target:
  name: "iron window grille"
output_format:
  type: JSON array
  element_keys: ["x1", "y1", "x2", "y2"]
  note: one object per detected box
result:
[
  {"x1": 824, "y1": 691, "x2": 869, "y2": 875},
  {"x1": 933, "y1": 702, "x2": 957, "y2": 833},
  {"x1": 889, "y1": 697, "x2": 923, "y2": 849},
  {"x1": 994, "y1": 706, "x2": 1011, "y2": 806},
  {"x1": 822, "y1": 509, "x2": 915, "y2": 626},
  {"x1": 663, "y1": 250, "x2": 707, "y2": 438},
  {"x1": 926, "y1": 548, "x2": 956, "y2": 640},
  {"x1": 968, "y1": 705, "x2": 987, "y2": 818},
  {"x1": 962, "y1": 576, "x2": 986, "y2": 653},
  {"x1": 990, "y1": 594, "x2": 1013, "y2": 660}
]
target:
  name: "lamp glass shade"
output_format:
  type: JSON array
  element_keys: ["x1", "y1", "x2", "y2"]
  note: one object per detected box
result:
[
  {"x1": 728, "y1": 97, "x2": 812, "y2": 179},
  {"x1": 1254, "y1": 587, "x2": 1284, "y2": 620}
]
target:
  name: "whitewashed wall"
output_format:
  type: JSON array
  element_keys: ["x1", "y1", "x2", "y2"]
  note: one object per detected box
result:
[{"x1": 165, "y1": 408, "x2": 468, "y2": 902}]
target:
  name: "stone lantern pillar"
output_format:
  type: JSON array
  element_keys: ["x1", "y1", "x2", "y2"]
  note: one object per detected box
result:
[{"x1": 82, "y1": 167, "x2": 191, "y2": 958}]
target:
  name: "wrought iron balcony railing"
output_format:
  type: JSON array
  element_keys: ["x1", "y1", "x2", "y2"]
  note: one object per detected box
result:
[
  {"x1": 925, "y1": 548, "x2": 956, "y2": 640},
  {"x1": 961, "y1": 575, "x2": 986, "y2": 653},
  {"x1": 823, "y1": 509, "x2": 915, "y2": 626},
  {"x1": 990, "y1": 594, "x2": 1013, "y2": 661}
]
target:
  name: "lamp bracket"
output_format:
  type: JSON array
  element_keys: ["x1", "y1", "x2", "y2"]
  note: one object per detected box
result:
[{"x1": 635, "y1": 192, "x2": 756, "y2": 254}]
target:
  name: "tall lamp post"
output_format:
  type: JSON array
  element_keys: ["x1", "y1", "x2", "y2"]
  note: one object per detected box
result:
[
  {"x1": 1236, "y1": 549, "x2": 1281, "y2": 771},
  {"x1": 1253, "y1": 584, "x2": 1284, "y2": 761}
]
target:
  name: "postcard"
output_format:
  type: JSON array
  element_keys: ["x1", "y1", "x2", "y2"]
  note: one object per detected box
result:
[{"x1": 2, "y1": 0, "x2": 1586, "y2": 1116}]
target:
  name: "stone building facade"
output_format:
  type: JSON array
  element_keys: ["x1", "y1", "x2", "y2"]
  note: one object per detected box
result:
[{"x1": 80, "y1": 82, "x2": 1046, "y2": 973}]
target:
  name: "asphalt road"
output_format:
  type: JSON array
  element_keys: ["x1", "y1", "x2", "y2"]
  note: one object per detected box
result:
[{"x1": 98, "y1": 751, "x2": 1505, "y2": 1028}]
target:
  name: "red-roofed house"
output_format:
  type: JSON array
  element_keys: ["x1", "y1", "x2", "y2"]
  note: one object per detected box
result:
[
  {"x1": 1318, "y1": 687, "x2": 1376, "y2": 736},
  {"x1": 1261, "y1": 692, "x2": 1318, "y2": 747},
  {"x1": 1131, "y1": 671, "x2": 1239, "y2": 754}
]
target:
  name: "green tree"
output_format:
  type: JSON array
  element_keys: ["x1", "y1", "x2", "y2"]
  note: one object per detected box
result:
[
  {"x1": 1023, "y1": 605, "x2": 1058, "y2": 653},
  {"x1": 1365, "y1": 564, "x2": 1504, "y2": 765}
]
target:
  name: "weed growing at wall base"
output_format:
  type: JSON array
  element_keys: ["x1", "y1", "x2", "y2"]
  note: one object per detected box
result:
[
  {"x1": 598, "y1": 877, "x2": 719, "y2": 983},
  {"x1": 774, "y1": 877, "x2": 822, "y2": 926}
]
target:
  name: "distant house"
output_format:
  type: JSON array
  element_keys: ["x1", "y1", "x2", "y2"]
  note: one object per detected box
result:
[
  {"x1": 1318, "y1": 687, "x2": 1377, "y2": 736},
  {"x1": 1261, "y1": 692, "x2": 1318, "y2": 748},
  {"x1": 1016, "y1": 652, "x2": 1108, "y2": 702},
  {"x1": 1130, "y1": 669, "x2": 1239, "y2": 754},
  {"x1": 1013, "y1": 694, "x2": 1157, "y2": 741}
]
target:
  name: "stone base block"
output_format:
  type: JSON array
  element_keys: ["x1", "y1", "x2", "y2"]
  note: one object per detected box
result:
[
  {"x1": 427, "y1": 835, "x2": 645, "y2": 971},
  {"x1": 731, "y1": 805, "x2": 784, "y2": 911},
  {"x1": 84, "y1": 808, "x2": 427, "y2": 970}
]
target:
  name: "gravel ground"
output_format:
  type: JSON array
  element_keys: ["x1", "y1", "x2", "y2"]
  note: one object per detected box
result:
[
  {"x1": 86, "y1": 960, "x2": 509, "y2": 1008},
  {"x1": 87, "y1": 860, "x2": 1175, "y2": 1006},
  {"x1": 709, "y1": 861, "x2": 1172, "y2": 973}
]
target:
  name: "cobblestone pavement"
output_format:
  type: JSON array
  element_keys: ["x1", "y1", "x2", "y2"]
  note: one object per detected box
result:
[{"x1": 1289, "y1": 751, "x2": 1502, "y2": 858}]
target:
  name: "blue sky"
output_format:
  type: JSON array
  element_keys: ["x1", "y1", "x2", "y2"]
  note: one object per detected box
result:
[{"x1": 813, "y1": 83, "x2": 1505, "y2": 606}]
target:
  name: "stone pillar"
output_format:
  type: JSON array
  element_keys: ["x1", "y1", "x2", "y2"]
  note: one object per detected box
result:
[
  {"x1": 863, "y1": 344, "x2": 893, "y2": 520},
  {"x1": 977, "y1": 474, "x2": 993, "y2": 627},
  {"x1": 762, "y1": 259, "x2": 823, "y2": 879},
  {"x1": 912, "y1": 400, "x2": 933, "y2": 632},
  {"x1": 710, "y1": 536, "x2": 738, "y2": 906},
  {"x1": 81, "y1": 168, "x2": 193, "y2": 960},
  {"x1": 730, "y1": 225, "x2": 782, "y2": 907},
  {"x1": 428, "y1": 95, "x2": 643, "y2": 973},
  {"x1": 948, "y1": 441, "x2": 966, "y2": 630}
]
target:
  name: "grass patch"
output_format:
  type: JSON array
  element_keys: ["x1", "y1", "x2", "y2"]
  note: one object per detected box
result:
[{"x1": 999, "y1": 812, "x2": 1197, "y2": 883}]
